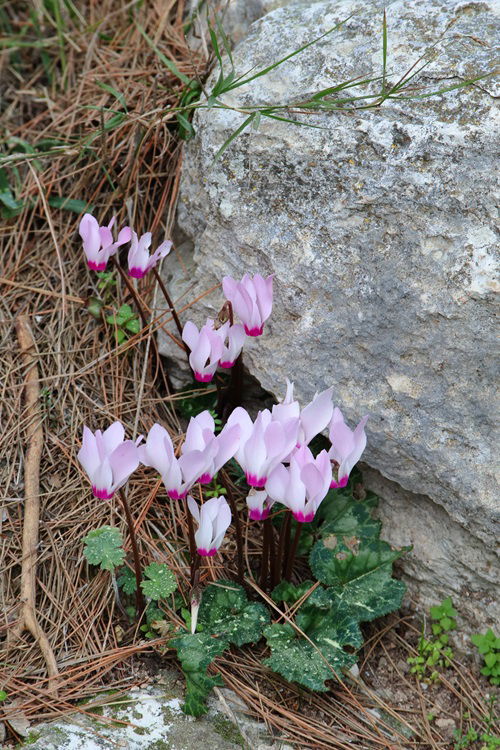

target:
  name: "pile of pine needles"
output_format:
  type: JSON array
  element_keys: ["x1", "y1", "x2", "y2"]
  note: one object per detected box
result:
[{"x1": 1, "y1": 2, "x2": 496, "y2": 747}]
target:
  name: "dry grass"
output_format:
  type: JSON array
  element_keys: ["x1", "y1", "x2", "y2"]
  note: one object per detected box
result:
[{"x1": 0, "y1": 2, "x2": 497, "y2": 747}]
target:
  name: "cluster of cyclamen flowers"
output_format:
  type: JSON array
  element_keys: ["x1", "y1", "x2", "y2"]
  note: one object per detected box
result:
[
  {"x1": 79, "y1": 212, "x2": 172, "y2": 278},
  {"x1": 77, "y1": 211, "x2": 368, "y2": 560},
  {"x1": 78, "y1": 390, "x2": 368, "y2": 557},
  {"x1": 79, "y1": 213, "x2": 273, "y2": 384},
  {"x1": 181, "y1": 273, "x2": 273, "y2": 382}
]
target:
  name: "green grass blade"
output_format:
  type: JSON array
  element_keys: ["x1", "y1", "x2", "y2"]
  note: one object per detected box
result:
[
  {"x1": 225, "y1": 15, "x2": 353, "y2": 93},
  {"x1": 213, "y1": 113, "x2": 256, "y2": 162},
  {"x1": 95, "y1": 82, "x2": 127, "y2": 111},
  {"x1": 261, "y1": 112, "x2": 327, "y2": 130},
  {"x1": 214, "y1": 12, "x2": 234, "y2": 67},
  {"x1": 176, "y1": 112, "x2": 196, "y2": 139},
  {"x1": 47, "y1": 196, "x2": 93, "y2": 213},
  {"x1": 136, "y1": 23, "x2": 191, "y2": 85},
  {"x1": 389, "y1": 73, "x2": 492, "y2": 100}
]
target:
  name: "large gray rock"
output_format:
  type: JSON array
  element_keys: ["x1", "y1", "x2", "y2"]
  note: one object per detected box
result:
[{"x1": 160, "y1": 0, "x2": 499, "y2": 624}]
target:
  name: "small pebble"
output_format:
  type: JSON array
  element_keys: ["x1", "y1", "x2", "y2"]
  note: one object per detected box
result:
[{"x1": 436, "y1": 717, "x2": 455, "y2": 729}]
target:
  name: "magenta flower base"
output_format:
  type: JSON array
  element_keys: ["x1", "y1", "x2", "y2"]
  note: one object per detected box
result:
[
  {"x1": 87, "y1": 261, "x2": 107, "y2": 272},
  {"x1": 249, "y1": 507, "x2": 270, "y2": 521},
  {"x1": 128, "y1": 266, "x2": 146, "y2": 279},
  {"x1": 197, "y1": 472, "x2": 213, "y2": 484},
  {"x1": 244, "y1": 325, "x2": 264, "y2": 336},
  {"x1": 292, "y1": 510, "x2": 315, "y2": 523},
  {"x1": 219, "y1": 360, "x2": 235, "y2": 368},
  {"x1": 168, "y1": 489, "x2": 188, "y2": 500},
  {"x1": 92, "y1": 486, "x2": 114, "y2": 499},
  {"x1": 246, "y1": 473, "x2": 267, "y2": 488},
  {"x1": 330, "y1": 476, "x2": 348, "y2": 489},
  {"x1": 194, "y1": 372, "x2": 214, "y2": 383},
  {"x1": 197, "y1": 547, "x2": 217, "y2": 557}
]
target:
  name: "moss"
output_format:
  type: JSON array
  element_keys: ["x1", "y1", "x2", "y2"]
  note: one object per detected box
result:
[
  {"x1": 146, "y1": 741, "x2": 171, "y2": 750},
  {"x1": 211, "y1": 714, "x2": 245, "y2": 747},
  {"x1": 17, "y1": 731, "x2": 41, "y2": 746}
]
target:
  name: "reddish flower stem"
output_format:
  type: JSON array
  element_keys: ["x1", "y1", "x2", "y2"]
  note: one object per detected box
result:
[
  {"x1": 118, "y1": 489, "x2": 145, "y2": 618},
  {"x1": 111, "y1": 257, "x2": 174, "y2": 394},
  {"x1": 284, "y1": 522, "x2": 302, "y2": 582},
  {"x1": 274, "y1": 511, "x2": 291, "y2": 587},
  {"x1": 151, "y1": 266, "x2": 189, "y2": 357},
  {"x1": 186, "y1": 503, "x2": 197, "y2": 586},
  {"x1": 260, "y1": 516, "x2": 274, "y2": 591}
]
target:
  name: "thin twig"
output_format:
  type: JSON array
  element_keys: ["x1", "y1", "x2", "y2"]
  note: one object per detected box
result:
[{"x1": 117, "y1": 489, "x2": 145, "y2": 617}]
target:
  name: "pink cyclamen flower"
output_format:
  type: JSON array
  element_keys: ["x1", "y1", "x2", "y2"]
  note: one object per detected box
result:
[
  {"x1": 219, "y1": 323, "x2": 246, "y2": 368},
  {"x1": 182, "y1": 320, "x2": 226, "y2": 382},
  {"x1": 127, "y1": 231, "x2": 172, "y2": 279},
  {"x1": 79, "y1": 213, "x2": 131, "y2": 271},
  {"x1": 222, "y1": 273, "x2": 273, "y2": 336},
  {"x1": 272, "y1": 380, "x2": 334, "y2": 446},
  {"x1": 187, "y1": 495, "x2": 231, "y2": 556},
  {"x1": 227, "y1": 407, "x2": 299, "y2": 488},
  {"x1": 139, "y1": 423, "x2": 216, "y2": 499},
  {"x1": 77, "y1": 421, "x2": 141, "y2": 499},
  {"x1": 328, "y1": 407, "x2": 369, "y2": 488},
  {"x1": 266, "y1": 444, "x2": 332, "y2": 523},
  {"x1": 181, "y1": 410, "x2": 240, "y2": 483},
  {"x1": 246, "y1": 489, "x2": 275, "y2": 521}
]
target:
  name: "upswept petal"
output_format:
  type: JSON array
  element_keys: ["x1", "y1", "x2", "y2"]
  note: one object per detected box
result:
[
  {"x1": 222, "y1": 276, "x2": 238, "y2": 300},
  {"x1": 139, "y1": 423, "x2": 174, "y2": 476},
  {"x1": 77, "y1": 426, "x2": 100, "y2": 476},
  {"x1": 263, "y1": 420, "x2": 287, "y2": 465},
  {"x1": 190, "y1": 330, "x2": 212, "y2": 374},
  {"x1": 329, "y1": 418, "x2": 355, "y2": 463},
  {"x1": 102, "y1": 421, "x2": 126, "y2": 453},
  {"x1": 265, "y1": 464, "x2": 288, "y2": 504},
  {"x1": 253, "y1": 273, "x2": 274, "y2": 320},
  {"x1": 187, "y1": 495, "x2": 200, "y2": 523},
  {"x1": 78, "y1": 214, "x2": 100, "y2": 256},
  {"x1": 108, "y1": 441, "x2": 140, "y2": 490},
  {"x1": 212, "y1": 499, "x2": 231, "y2": 549},
  {"x1": 300, "y1": 387, "x2": 334, "y2": 444},
  {"x1": 98, "y1": 226, "x2": 114, "y2": 249},
  {"x1": 213, "y1": 423, "x2": 240, "y2": 473},
  {"x1": 227, "y1": 407, "x2": 254, "y2": 463},
  {"x1": 272, "y1": 380, "x2": 300, "y2": 424},
  {"x1": 181, "y1": 321, "x2": 200, "y2": 351},
  {"x1": 180, "y1": 445, "x2": 217, "y2": 486},
  {"x1": 116, "y1": 226, "x2": 132, "y2": 246},
  {"x1": 243, "y1": 416, "x2": 268, "y2": 480}
]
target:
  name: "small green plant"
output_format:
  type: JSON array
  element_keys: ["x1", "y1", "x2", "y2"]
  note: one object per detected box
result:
[
  {"x1": 454, "y1": 726, "x2": 479, "y2": 750},
  {"x1": 204, "y1": 474, "x2": 226, "y2": 498},
  {"x1": 408, "y1": 597, "x2": 456, "y2": 682},
  {"x1": 430, "y1": 597, "x2": 458, "y2": 638},
  {"x1": 97, "y1": 271, "x2": 117, "y2": 301},
  {"x1": 471, "y1": 629, "x2": 500, "y2": 686},
  {"x1": 0, "y1": 690, "x2": 7, "y2": 701},
  {"x1": 170, "y1": 581, "x2": 269, "y2": 716},
  {"x1": 140, "y1": 563, "x2": 177, "y2": 600},
  {"x1": 106, "y1": 304, "x2": 140, "y2": 345},
  {"x1": 83, "y1": 526, "x2": 125, "y2": 571},
  {"x1": 140, "y1": 604, "x2": 171, "y2": 640}
]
